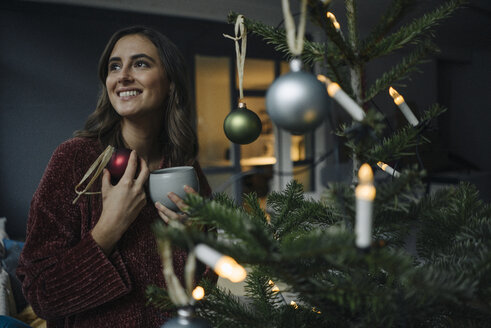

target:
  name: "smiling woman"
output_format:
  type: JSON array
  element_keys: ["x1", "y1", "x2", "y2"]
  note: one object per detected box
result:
[
  {"x1": 15, "y1": 26, "x2": 215, "y2": 328},
  {"x1": 106, "y1": 34, "x2": 170, "y2": 126}
]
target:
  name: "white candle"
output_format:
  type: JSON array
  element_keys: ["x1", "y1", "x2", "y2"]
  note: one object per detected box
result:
[
  {"x1": 389, "y1": 87, "x2": 419, "y2": 126},
  {"x1": 318, "y1": 75, "x2": 366, "y2": 121},
  {"x1": 355, "y1": 164, "x2": 376, "y2": 248},
  {"x1": 377, "y1": 161, "x2": 400, "y2": 177},
  {"x1": 195, "y1": 244, "x2": 246, "y2": 282}
]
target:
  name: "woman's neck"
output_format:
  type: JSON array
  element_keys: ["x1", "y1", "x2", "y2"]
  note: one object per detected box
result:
[{"x1": 120, "y1": 119, "x2": 163, "y2": 169}]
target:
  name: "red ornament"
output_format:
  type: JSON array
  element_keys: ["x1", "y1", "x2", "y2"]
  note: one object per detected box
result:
[{"x1": 106, "y1": 148, "x2": 131, "y2": 184}]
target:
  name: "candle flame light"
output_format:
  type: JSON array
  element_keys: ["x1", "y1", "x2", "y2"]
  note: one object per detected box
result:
[
  {"x1": 326, "y1": 12, "x2": 341, "y2": 30},
  {"x1": 358, "y1": 163, "x2": 374, "y2": 184},
  {"x1": 195, "y1": 244, "x2": 247, "y2": 283},
  {"x1": 389, "y1": 87, "x2": 405, "y2": 105},
  {"x1": 192, "y1": 286, "x2": 205, "y2": 300},
  {"x1": 389, "y1": 87, "x2": 419, "y2": 126},
  {"x1": 377, "y1": 161, "x2": 400, "y2": 178},
  {"x1": 290, "y1": 301, "x2": 299, "y2": 309},
  {"x1": 317, "y1": 74, "x2": 366, "y2": 121}
]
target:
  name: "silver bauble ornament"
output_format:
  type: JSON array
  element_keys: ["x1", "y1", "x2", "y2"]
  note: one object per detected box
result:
[
  {"x1": 223, "y1": 102, "x2": 262, "y2": 144},
  {"x1": 266, "y1": 59, "x2": 329, "y2": 135},
  {"x1": 161, "y1": 307, "x2": 211, "y2": 328}
]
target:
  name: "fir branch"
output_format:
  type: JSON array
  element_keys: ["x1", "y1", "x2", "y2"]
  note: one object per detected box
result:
[
  {"x1": 367, "y1": 125, "x2": 423, "y2": 163},
  {"x1": 372, "y1": 168, "x2": 426, "y2": 246},
  {"x1": 228, "y1": 11, "x2": 329, "y2": 66},
  {"x1": 197, "y1": 280, "x2": 260, "y2": 328},
  {"x1": 357, "y1": 104, "x2": 446, "y2": 164},
  {"x1": 361, "y1": 0, "x2": 415, "y2": 57},
  {"x1": 416, "y1": 183, "x2": 489, "y2": 260},
  {"x1": 188, "y1": 194, "x2": 271, "y2": 249},
  {"x1": 242, "y1": 192, "x2": 270, "y2": 226},
  {"x1": 267, "y1": 180, "x2": 313, "y2": 238},
  {"x1": 345, "y1": 0, "x2": 359, "y2": 50},
  {"x1": 244, "y1": 270, "x2": 284, "y2": 316},
  {"x1": 364, "y1": 40, "x2": 438, "y2": 102},
  {"x1": 362, "y1": 0, "x2": 464, "y2": 59},
  {"x1": 304, "y1": 3, "x2": 356, "y2": 64}
]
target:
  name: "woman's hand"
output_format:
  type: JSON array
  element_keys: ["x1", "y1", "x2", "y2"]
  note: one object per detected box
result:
[
  {"x1": 155, "y1": 185, "x2": 197, "y2": 224},
  {"x1": 91, "y1": 150, "x2": 150, "y2": 254}
]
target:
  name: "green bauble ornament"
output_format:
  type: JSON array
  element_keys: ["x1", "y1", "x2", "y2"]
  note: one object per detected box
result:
[{"x1": 223, "y1": 102, "x2": 262, "y2": 144}]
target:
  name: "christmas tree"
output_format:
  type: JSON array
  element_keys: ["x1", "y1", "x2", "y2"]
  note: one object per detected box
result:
[{"x1": 147, "y1": 0, "x2": 490, "y2": 326}]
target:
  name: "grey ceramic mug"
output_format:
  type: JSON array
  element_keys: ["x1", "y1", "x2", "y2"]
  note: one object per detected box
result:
[{"x1": 148, "y1": 166, "x2": 199, "y2": 212}]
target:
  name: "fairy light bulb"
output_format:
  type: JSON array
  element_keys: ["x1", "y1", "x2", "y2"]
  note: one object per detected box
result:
[
  {"x1": 290, "y1": 301, "x2": 299, "y2": 309},
  {"x1": 355, "y1": 164, "x2": 376, "y2": 249},
  {"x1": 389, "y1": 87, "x2": 419, "y2": 126},
  {"x1": 377, "y1": 161, "x2": 400, "y2": 177},
  {"x1": 326, "y1": 12, "x2": 341, "y2": 30},
  {"x1": 317, "y1": 74, "x2": 365, "y2": 121},
  {"x1": 192, "y1": 286, "x2": 205, "y2": 301},
  {"x1": 195, "y1": 244, "x2": 246, "y2": 283},
  {"x1": 215, "y1": 256, "x2": 247, "y2": 283}
]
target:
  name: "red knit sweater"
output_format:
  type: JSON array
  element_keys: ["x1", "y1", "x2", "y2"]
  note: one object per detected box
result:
[{"x1": 16, "y1": 137, "x2": 212, "y2": 328}]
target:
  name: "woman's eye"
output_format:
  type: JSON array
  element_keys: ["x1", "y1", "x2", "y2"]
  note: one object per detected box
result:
[
  {"x1": 109, "y1": 63, "x2": 121, "y2": 71},
  {"x1": 135, "y1": 60, "x2": 149, "y2": 68}
]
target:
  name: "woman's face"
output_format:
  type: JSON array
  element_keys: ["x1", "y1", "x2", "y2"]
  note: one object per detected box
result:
[{"x1": 106, "y1": 34, "x2": 170, "y2": 120}]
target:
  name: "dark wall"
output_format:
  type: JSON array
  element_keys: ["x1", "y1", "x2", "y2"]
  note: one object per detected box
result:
[{"x1": 0, "y1": 1, "x2": 280, "y2": 239}]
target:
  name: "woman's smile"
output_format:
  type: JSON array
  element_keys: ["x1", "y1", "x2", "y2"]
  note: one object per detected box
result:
[{"x1": 117, "y1": 88, "x2": 143, "y2": 100}]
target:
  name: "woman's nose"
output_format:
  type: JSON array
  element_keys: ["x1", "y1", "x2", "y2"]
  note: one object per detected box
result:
[{"x1": 118, "y1": 68, "x2": 133, "y2": 83}]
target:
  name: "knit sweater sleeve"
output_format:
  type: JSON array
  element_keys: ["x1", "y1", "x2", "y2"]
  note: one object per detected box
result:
[{"x1": 16, "y1": 139, "x2": 132, "y2": 320}]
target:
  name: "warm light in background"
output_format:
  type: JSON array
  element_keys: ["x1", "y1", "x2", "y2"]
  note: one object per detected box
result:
[
  {"x1": 192, "y1": 286, "x2": 205, "y2": 300},
  {"x1": 215, "y1": 256, "x2": 247, "y2": 283}
]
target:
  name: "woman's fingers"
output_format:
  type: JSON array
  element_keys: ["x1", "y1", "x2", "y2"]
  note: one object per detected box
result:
[
  {"x1": 155, "y1": 201, "x2": 187, "y2": 224},
  {"x1": 101, "y1": 169, "x2": 112, "y2": 194},
  {"x1": 135, "y1": 156, "x2": 150, "y2": 186},
  {"x1": 155, "y1": 185, "x2": 196, "y2": 224},
  {"x1": 183, "y1": 185, "x2": 197, "y2": 195},
  {"x1": 167, "y1": 192, "x2": 189, "y2": 212},
  {"x1": 121, "y1": 150, "x2": 138, "y2": 181}
]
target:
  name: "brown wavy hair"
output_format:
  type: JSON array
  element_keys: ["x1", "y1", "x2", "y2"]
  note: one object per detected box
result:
[{"x1": 74, "y1": 26, "x2": 197, "y2": 166}]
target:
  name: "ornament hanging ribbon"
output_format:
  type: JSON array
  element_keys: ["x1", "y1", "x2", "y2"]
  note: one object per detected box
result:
[
  {"x1": 159, "y1": 218, "x2": 199, "y2": 307},
  {"x1": 72, "y1": 145, "x2": 115, "y2": 204},
  {"x1": 282, "y1": 0, "x2": 308, "y2": 57},
  {"x1": 223, "y1": 15, "x2": 247, "y2": 101}
]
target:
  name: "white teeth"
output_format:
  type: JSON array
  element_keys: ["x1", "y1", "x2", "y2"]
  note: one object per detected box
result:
[{"x1": 119, "y1": 90, "x2": 140, "y2": 97}]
